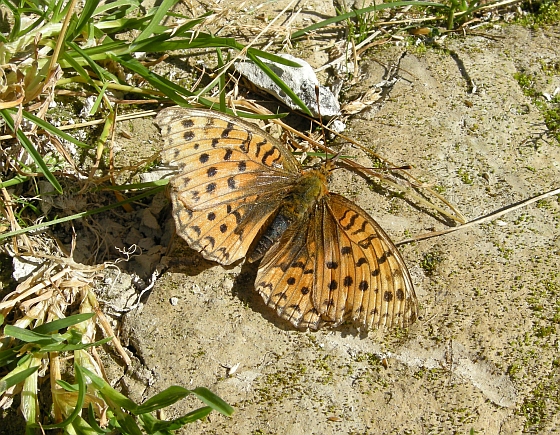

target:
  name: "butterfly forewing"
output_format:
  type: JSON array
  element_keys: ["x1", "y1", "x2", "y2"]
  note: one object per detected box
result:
[
  {"x1": 157, "y1": 108, "x2": 301, "y2": 265},
  {"x1": 158, "y1": 108, "x2": 300, "y2": 174}
]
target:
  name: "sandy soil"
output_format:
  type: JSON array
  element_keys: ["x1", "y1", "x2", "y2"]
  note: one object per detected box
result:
[{"x1": 103, "y1": 18, "x2": 560, "y2": 435}]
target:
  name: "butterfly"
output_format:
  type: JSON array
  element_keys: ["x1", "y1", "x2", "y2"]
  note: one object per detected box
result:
[{"x1": 156, "y1": 107, "x2": 418, "y2": 330}]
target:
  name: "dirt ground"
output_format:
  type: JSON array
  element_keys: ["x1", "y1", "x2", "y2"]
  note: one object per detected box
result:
[
  {"x1": 4, "y1": 1, "x2": 560, "y2": 434},
  {"x1": 101, "y1": 16, "x2": 560, "y2": 435}
]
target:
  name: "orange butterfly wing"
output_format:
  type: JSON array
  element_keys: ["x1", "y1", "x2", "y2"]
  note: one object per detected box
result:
[
  {"x1": 157, "y1": 108, "x2": 301, "y2": 265},
  {"x1": 255, "y1": 189, "x2": 417, "y2": 330},
  {"x1": 315, "y1": 193, "x2": 417, "y2": 329},
  {"x1": 256, "y1": 221, "x2": 322, "y2": 329}
]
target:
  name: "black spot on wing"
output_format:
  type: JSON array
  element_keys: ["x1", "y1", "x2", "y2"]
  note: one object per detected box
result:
[
  {"x1": 221, "y1": 122, "x2": 235, "y2": 138},
  {"x1": 356, "y1": 258, "x2": 367, "y2": 267},
  {"x1": 340, "y1": 210, "x2": 357, "y2": 231},
  {"x1": 351, "y1": 219, "x2": 368, "y2": 236},
  {"x1": 358, "y1": 235, "x2": 376, "y2": 249},
  {"x1": 216, "y1": 247, "x2": 229, "y2": 262},
  {"x1": 255, "y1": 140, "x2": 267, "y2": 157},
  {"x1": 204, "y1": 236, "x2": 216, "y2": 249},
  {"x1": 231, "y1": 210, "x2": 242, "y2": 224}
]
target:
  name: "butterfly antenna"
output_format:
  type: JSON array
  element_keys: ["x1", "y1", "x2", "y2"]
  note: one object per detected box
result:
[
  {"x1": 314, "y1": 85, "x2": 328, "y2": 160},
  {"x1": 314, "y1": 85, "x2": 340, "y2": 173}
]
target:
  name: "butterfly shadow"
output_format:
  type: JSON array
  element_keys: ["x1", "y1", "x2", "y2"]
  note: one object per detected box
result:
[{"x1": 160, "y1": 235, "x2": 229, "y2": 277}]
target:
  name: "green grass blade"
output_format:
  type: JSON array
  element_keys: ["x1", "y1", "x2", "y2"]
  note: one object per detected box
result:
[
  {"x1": 135, "y1": 0, "x2": 181, "y2": 42},
  {"x1": 63, "y1": 39, "x2": 126, "y2": 60},
  {"x1": 0, "y1": 174, "x2": 29, "y2": 189},
  {"x1": 142, "y1": 406, "x2": 213, "y2": 431},
  {"x1": 4, "y1": 325, "x2": 64, "y2": 345},
  {"x1": 66, "y1": 40, "x2": 120, "y2": 84},
  {"x1": 247, "y1": 52, "x2": 311, "y2": 115},
  {"x1": 192, "y1": 387, "x2": 234, "y2": 416},
  {"x1": 70, "y1": 415, "x2": 102, "y2": 435},
  {"x1": 0, "y1": 347, "x2": 22, "y2": 367},
  {"x1": 94, "y1": 0, "x2": 141, "y2": 16},
  {"x1": 86, "y1": 403, "x2": 112, "y2": 433},
  {"x1": 40, "y1": 336, "x2": 113, "y2": 352},
  {"x1": 248, "y1": 49, "x2": 302, "y2": 67},
  {"x1": 291, "y1": 1, "x2": 447, "y2": 39},
  {"x1": 0, "y1": 366, "x2": 39, "y2": 394},
  {"x1": 0, "y1": 109, "x2": 63, "y2": 194},
  {"x1": 52, "y1": 0, "x2": 74, "y2": 22},
  {"x1": 217, "y1": 47, "x2": 226, "y2": 112},
  {"x1": 134, "y1": 386, "x2": 191, "y2": 414},
  {"x1": 56, "y1": 379, "x2": 79, "y2": 392},
  {"x1": 21, "y1": 109, "x2": 92, "y2": 149},
  {"x1": 69, "y1": 0, "x2": 100, "y2": 40},
  {"x1": 80, "y1": 366, "x2": 138, "y2": 411},
  {"x1": 38, "y1": 363, "x2": 88, "y2": 430},
  {"x1": 112, "y1": 55, "x2": 192, "y2": 105},
  {"x1": 32, "y1": 313, "x2": 95, "y2": 335}
]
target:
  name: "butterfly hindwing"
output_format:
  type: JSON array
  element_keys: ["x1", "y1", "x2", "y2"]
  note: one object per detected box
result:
[
  {"x1": 320, "y1": 194, "x2": 418, "y2": 328},
  {"x1": 256, "y1": 223, "x2": 322, "y2": 329},
  {"x1": 170, "y1": 190, "x2": 285, "y2": 264}
]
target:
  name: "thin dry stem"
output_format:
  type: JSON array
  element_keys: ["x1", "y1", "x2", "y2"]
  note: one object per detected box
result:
[{"x1": 398, "y1": 188, "x2": 560, "y2": 245}]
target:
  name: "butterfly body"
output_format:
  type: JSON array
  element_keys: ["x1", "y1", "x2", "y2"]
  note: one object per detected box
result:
[
  {"x1": 157, "y1": 107, "x2": 418, "y2": 331},
  {"x1": 250, "y1": 167, "x2": 329, "y2": 262}
]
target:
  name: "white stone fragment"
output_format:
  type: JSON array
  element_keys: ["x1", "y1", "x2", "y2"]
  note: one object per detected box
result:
[{"x1": 235, "y1": 54, "x2": 340, "y2": 118}]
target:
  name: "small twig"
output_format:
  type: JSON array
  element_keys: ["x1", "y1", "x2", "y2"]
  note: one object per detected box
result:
[
  {"x1": 398, "y1": 188, "x2": 560, "y2": 245},
  {"x1": 94, "y1": 306, "x2": 132, "y2": 366}
]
